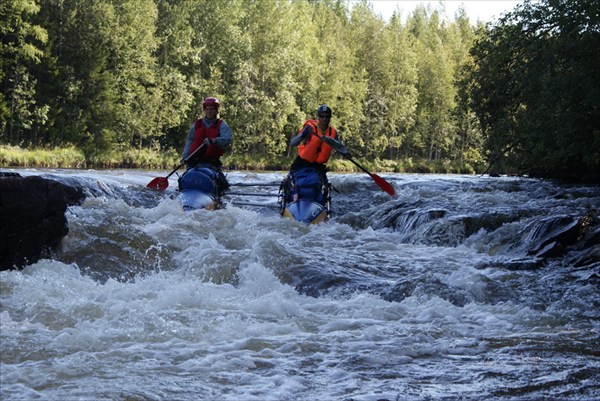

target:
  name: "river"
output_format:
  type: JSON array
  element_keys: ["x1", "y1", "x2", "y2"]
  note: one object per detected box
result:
[{"x1": 1, "y1": 169, "x2": 599, "y2": 400}]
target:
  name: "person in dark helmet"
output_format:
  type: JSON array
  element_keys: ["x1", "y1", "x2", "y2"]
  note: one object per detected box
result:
[
  {"x1": 288, "y1": 104, "x2": 347, "y2": 181},
  {"x1": 180, "y1": 97, "x2": 232, "y2": 192}
]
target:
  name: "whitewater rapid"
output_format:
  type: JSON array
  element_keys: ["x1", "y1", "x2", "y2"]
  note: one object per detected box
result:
[{"x1": 1, "y1": 169, "x2": 598, "y2": 400}]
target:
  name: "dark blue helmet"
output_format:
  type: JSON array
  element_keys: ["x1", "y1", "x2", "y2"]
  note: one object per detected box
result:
[{"x1": 317, "y1": 104, "x2": 332, "y2": 117}]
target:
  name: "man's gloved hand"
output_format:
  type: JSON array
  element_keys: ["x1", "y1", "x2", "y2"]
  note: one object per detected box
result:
[
  {"x1": 321, "y1": 135, "x2": 351, "y2": 157},
  {"x1": 320, "y1": 136, "x2": 334, "y2": 146},
  {"x1": 203, "y1": 138, "x2": 215, "y2": 146},
  {"x1": 338, "y1": 147, "x2": 351, "y2": 157}
]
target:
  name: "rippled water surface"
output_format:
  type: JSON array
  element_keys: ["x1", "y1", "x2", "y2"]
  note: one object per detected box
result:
[{"x1": 1, "y1": 169, "x2": 599, "y2": 400}]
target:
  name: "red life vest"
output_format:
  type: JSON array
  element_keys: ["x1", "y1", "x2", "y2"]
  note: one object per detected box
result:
[
  {"x1": 298, "y1": 120, "x2": 336, "y2": 163},
  {"x1": 189, "y1": 118, "x2": 223, "y2": 160}
]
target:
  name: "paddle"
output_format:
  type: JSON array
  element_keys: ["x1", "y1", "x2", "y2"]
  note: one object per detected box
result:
[
  {"x1": 316, "y1": 134, "x2": 396, "y2": 197},
  {"x1": 146, "y1": 143, "x2": 207, "y2": 191}
]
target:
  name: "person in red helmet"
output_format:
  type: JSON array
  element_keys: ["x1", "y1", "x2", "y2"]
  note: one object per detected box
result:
[{"x1": 181, "y1": 97, "x2": 232, "y2": 191}]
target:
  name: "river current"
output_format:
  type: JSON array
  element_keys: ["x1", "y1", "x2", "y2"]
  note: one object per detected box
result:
[{"x1": 1, "y1": 169, "x2": 599, "y2": 401}]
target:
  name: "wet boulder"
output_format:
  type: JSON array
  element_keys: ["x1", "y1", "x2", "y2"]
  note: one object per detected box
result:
[
  {"x1": 527, "y1": 210, "x2": 598, "y2": 259},
  {"x1": 0, "y1": 173, "x2": 80, "y2": 270},
  {"x1": 568, "y1": 225, "x2": 600, "y2": 268}
]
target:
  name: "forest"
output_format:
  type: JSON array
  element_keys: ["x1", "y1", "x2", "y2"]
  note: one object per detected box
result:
[{"x1": 1, "y1": 0, "x2": 599, "y2": 181}]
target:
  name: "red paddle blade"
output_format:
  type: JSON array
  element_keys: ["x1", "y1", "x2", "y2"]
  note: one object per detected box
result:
[
  {"x1": 147, "y1": 177, "x2": 169, "y2": 191},
  {"x1": 372, "y1": 174, "x2": 396, "y2": 197}
]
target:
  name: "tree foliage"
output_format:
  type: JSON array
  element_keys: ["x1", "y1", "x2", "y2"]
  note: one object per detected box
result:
[
  {"x1": 1, "y1": 0, "x2": 596, "y2": 180},
  {"x1": 0, "y1": 0, "x2": 47, "y2": 142},
  {"x1": 464, "y1": 0, "x2": 600, "y2": 179}
]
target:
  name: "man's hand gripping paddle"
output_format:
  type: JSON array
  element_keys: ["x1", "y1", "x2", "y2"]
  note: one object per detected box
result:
[
  {"x1": 316, "y1": 134, "x2": 396, "y2": 197},
  {"x1": 146, "y1": 143, "x2": 207, "y2": 191}
]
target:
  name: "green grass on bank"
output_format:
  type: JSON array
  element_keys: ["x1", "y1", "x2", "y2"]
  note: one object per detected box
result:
[
  {"x1": 1, "y1": 145, "x2": 484, "y2": 174},
  {"x1": 0, "y1": 145, "x2": 180, "y2": 170}
]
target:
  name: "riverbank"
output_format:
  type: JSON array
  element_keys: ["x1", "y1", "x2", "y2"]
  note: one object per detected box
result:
[{"x1": 1, "y1": 145, "x2": 481, "y2": 174}]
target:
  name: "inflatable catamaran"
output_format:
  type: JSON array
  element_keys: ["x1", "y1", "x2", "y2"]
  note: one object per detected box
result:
[
  {"x1": 177, "y1": 166, "x2": 224, "y2": 211},
  {"x1": 278, "y1": 167, "x2": 331, "y2": 224},
  {"x1": 147, "y1": 137, "x2": 395, "y2": 224},
  {"x1": 174, "y1": 166, "x2": 331, "y2": 224}
]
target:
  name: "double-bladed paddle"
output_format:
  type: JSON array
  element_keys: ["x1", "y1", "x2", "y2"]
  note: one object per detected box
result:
[
  {"x1": 146, "y1": 143, "x2": 207, "y2": 191},
  {"x1": 316, "y1": 134, "x2": 396, "y2": 197}
]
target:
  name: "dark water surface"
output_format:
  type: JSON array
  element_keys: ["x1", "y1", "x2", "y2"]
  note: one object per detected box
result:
[{"x1": 1, "y1": 169, "x2": 599, "y2": 400}]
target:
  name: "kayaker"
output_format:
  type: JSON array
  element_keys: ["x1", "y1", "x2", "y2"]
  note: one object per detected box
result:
[
  {"x1": 181, "y1": 97, "x2": 232, "y2": 192},
  {"x1": 288, "y1": 104, "x2": 348, "y2": 182}
]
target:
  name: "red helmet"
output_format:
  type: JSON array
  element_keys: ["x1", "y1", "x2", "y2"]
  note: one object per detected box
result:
[{"x1": 202, "y1": 97, "x2": 220, "y2": 109}]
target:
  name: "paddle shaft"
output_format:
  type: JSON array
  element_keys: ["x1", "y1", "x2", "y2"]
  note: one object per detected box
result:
[
  {"x1": 146, "y1": 142, "x2": 208, "y2": 190},
  {"x1": 309, "y1": 132, "x2": 372, "y2": 175},
  {"x1": 167, "y1": 142, "x2": 207, "y2": 178},
  {"x1": 229, "y1": 182, "x2": 280, "y2": 187},
  {"x1": 227, "y1": 192, "x2": 279, "y2": 197},
  {"x1": 310, "y1": 131, "x2": 396, "y2": 196},
  {"x1": 345, "y1": 157, "x2": 373, "y2": 177},
  {"x1": 229, "y1": 201, "x2": 280, "y2": 208}
]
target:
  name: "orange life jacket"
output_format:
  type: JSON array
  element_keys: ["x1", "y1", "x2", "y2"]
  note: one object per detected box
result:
[
  {"x1": 298, "y1": 120, "x2": 337, "y2": 163},
  {"x1": 190, "y1": 118, "x2": 223, "y2": 160}
]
